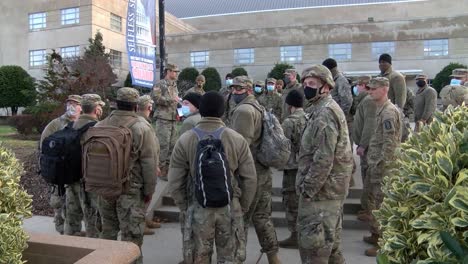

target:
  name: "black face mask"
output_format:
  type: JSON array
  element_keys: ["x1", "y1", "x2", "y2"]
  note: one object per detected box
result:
[
  {"x1": 416, "y1": 80, "x2": 426, "y2": 87},
  {"x1": 283, "y1": 77, "x2": 291, "y2": 85},
  {"x1": 304, "y1": 86, "x2": 321, "y2": 100},
  {"x1": 232, "y1": 92, "x2": 248, "y2": 104}
]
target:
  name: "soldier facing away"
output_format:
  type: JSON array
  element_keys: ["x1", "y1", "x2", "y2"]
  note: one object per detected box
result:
[
  {"x1": 168, "y1": 91, "x2": 257, "y2": 264},
  {"x1": 296, "y1": 65, "x2": 353, "y2": 264}
]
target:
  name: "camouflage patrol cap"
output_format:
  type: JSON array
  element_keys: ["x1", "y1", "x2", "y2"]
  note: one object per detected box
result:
[
  {"x1": 301, "y1": 65, "x2": 335, "y2": 89},
  {"x1": 284, "y1": 68, "x2": 297, "y2": 75},
  {"x1": 166, "y1": 63, "x2": 180, "y2": 72},
  {"x1": 368, "y1": 77, "x2": 390, "y2": 88},
  {"x1": 230, "y1": 76, "x2": 253, "y2": 88},
  {"x1": 449, "y1": 68, "x2": 468, "y2": 78},
  {"x1": 81, "y1": 94, "x2": 105, "y2": 107},
  {"x1": 254, "y1": 80, "x2": 265, "y2": 87},
  {"x1": 66, "y1": 95, "x2": 82, "y2": 104},
  {"x1": 195, "y1": 75, "x2": 205, "y2": 82},
  {"x1": 266, "y1": 78, "x2": 277, "y2": 84},
  {"x1": 116, "y1": 87, "x2": 139, "y2": 103},
  {"x1": 353, "y1": 75, "x2": 372, "y2": 85},
  {"x1": 137, "y1": 95, "x2": 154, "y2": 109},
  {"x1": 440, "y1": 85, "x2": 468, "y2": 107},
  {"x1": 415, "y1": 74, "x2": 428, "y2": 80}
]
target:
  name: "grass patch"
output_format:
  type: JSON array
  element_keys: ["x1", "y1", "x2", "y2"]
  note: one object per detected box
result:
[
  {"x1": 0, "y1": 125, "x2": 39, "y2": 149},
  {"x1": 0, "y1": 125, "x2": 15, "y2": 135}
]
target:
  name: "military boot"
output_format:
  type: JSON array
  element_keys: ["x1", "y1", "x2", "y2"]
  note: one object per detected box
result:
[
  {"x1": 357, "y1": 211, "x2": 372, "y2": 222},
  {"x1": 278, "y1": 232, "x2": 298, "y2": 249},
  {"x1": 144, "y1": 226, "x2": 155, "y2": 235},
  {"x1": 365, "y1": 246, "x2": 379, "y2": 257},
  {"x1": 267, "y1": 252, "x2": 281, "y2": 264},
  {"x1": 146, "y1": 219, "x2": 161, "y2": 229},
  {"x1": 363, "y1": 233, "x2": 379, "y2": 245}
]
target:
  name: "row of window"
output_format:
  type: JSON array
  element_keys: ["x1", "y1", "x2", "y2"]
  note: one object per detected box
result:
[
  {"x1": 29, "y1": 48, "x2": 122, "y2": 68},
  {"x1": 190, "y1": 39, "x2": 449, "y2": 67},
  {"x1": 29, "y1": 8, "x2": 123, "y2": 32}
]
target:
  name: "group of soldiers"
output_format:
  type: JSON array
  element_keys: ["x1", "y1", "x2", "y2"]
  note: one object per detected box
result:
[{"x1": 40, "y1": 51, "x2": 468, "y2": 264}]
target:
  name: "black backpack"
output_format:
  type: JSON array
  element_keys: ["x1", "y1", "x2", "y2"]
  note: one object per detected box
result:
[
  {"x1": 192, "y1": 127, "x2": 233, "y2": 208},
  {"x1": 40, "y1": 121, "x2": 96, "y2": 195}
]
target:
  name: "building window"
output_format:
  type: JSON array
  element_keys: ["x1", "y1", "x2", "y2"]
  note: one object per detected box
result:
[
  {"x1": 372, "y1": 42, "x2": 395, "y2": 59},
  {"x1": 328, "y1": 43, "x2": 352, "y2": 61},
  {"x1": 29, "y1": 12, "x2": 46, "y2": 31},
  {"x1": 110, "y1": 49, "x2": 122, "y2": 68},
  {"x1": 110, "y1": 13, "x2": 122, "y2": 32},
  {"x1": 234, "y1": 48, "x2": 254, "y2": 64},
  {"x1": 60, "y1": 46, "x2": 80, "y2": 58},
  {"x1": 424, "y1": 39, "x2": 448, "y2": 57},
  {"x1": 61, "y1": 7, "x2": 79, "y2": 25},
  {"x1": 280, "y1": 46, "x2": 302, "y2": 63},
  {"x1": 190, "y1": 51, "x2": 209, "y2": 68},
  {"x1": 29, "y1": 49, "x2": 46, "y2": 67}
]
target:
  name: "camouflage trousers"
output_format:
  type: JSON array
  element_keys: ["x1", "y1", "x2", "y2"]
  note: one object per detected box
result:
[
  {"x1": 359, "y1": 150, "x2": 370, "y2": 212},
  {"x1": 243, "y1": 162, "x2": 278, "y2": 256},
  {"x1": 49, "y1": 187, "x2": 66, "y2": 234},
  {"x1": 182, "y1": 198, "x2": 245, "y2": 264},
  {"x1": 297, "y1": 198, "x2": 345, "y2": 264},
  {"x1": 154, "y1": 118, "x2": 177, "y2": 169},
  {"x1": 282, "y1": 169, "x2": 299, "y2": 233},
  {"x1": 97, "y1": 188, "x2": 146, "y2": 264},
  {"x1": 401, "y1": 117, "x2": 411, "y2": 142},
  {"x1": 366, "y1": 162, "x2": 385, "y2": 235},
  {"x1": 64, "y1": 182, "x2": 101, "y2": 237}
]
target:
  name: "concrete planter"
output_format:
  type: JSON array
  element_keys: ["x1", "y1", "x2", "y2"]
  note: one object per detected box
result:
[{"x1": 23, "y1": 232, "x2": 140, "y2": 264}]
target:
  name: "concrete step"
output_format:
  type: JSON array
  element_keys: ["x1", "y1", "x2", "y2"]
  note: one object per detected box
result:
[{"x1": 154, "y1": 206, "x2": 368, "y2": 230}]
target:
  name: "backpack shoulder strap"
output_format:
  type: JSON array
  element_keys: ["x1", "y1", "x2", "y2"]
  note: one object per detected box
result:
[
  {"x1": 77, "y1": 121, "x2": 97, "y2": 134},
  {"x1": 123, "y1": 116, "x2": 140, "y2": 129},
  {"x1": 66, "y1": 121, "x2": 75, "y2": 129},
  {"x1": 192, "y1": 127, "x2": 225, "y2": 140},
  {"x1": 244, "y1": 102, "x2": 264, "y2": 114}
]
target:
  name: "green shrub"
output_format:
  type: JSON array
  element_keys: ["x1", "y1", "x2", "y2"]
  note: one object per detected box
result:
[
  {"x1": 124, "y1": 72, "x2": 133, "y2": 87},
  {"x1": 0, "y1": 144, "x2": 32, "y2": 264},
  {"x1": 375, "y1": 105, "x2": 468, "y2": 263},
  {"x1": 178, "y1": 67, "x2": 199, "y2": 83},
  {"x1": 432, "y1": 63, "x2": 467, "y2": 94},
  {"x1": 22, "y1": 101, "x2": 62, "y2": 134},
  {"x1": 0, "y1": 65, "x2": 36, "y2": 115},
  {"x1": 231, "y1": 67, "x2": 248, "y2": 77},
  {"x1": 201, "y1": 67, "x2": 222, "y2": 92}
]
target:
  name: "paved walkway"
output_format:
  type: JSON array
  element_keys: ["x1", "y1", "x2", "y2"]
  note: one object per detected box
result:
[{"x1": 24, "y1": 216, "x2": 376, "y2": 264}]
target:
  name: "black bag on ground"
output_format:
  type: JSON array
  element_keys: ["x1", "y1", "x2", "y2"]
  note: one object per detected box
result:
[
  {"x1": 192, "y1": 127, "x2": 233, "y2": 208},
  {"x1": 40, "y1": 121, "x2": 96, "y2": 195}
]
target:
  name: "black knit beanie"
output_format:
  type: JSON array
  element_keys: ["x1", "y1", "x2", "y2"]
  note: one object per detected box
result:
[
  {"x1": 199, "y1": 91, "x2": 225, "y2": 118},
  {"x1": 183, "y1": 92, "x2": 202, "y2": 109},
  {"x1": 322, "y1": 58, "x2": 338, "y2": 70},
  {"x1": 379, "y1": 53, "x2": 392, "y2": 64},
  {"x1": 285, "y1": 90, "x2": 304, "y2": 108}
]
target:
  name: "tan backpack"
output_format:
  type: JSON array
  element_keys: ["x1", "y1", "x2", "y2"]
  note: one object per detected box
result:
[{"x1": 82, "y1": 116, "x2": 138, "y2": 198}]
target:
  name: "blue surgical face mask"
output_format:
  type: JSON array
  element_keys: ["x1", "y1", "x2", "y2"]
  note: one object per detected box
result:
[
  {"x1": 267, "y1": 85, "x2": 275, "y2": 92},
  {"x1": 181, "y1": 105, "x2": 191, "y2": 117},
  {"x1": 352, "y1": 86, "x2": 359, "y2": 96},
  {"x1": 254, "y1": 86, "x2": 263, "y2": 94},
  {"x1": 450, "y1": 79, "x2": 462, "y2": 85},
  {"x1": 226, "y1": 79, "x2": 233, "y2": 86}
]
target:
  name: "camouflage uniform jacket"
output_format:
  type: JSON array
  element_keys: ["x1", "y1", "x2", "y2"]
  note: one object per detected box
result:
[
  {"x1": 184, "y1": 86, "x2": 205, "y2": 96},
  {"x1": 367, "y1": 100, "x2": 402, "y2": 182},
  {"x1": 380, "y1": 66, "x2": 407, "y2": 109},
  {"x1": 414, "y1": 85, "x2": 437, "y2": 122},
  {"x1": 440, "y1": 84, "x2": 468, "y2": 110},
  {"x1": 152, "y1": 79, "x2": 179, "y2": 121},
  {"x1": 40, "y1": 114, "x2": 73, "y2": 147},
  {"x1": 350, "y1": 92, "x2": 369, "y2": 116},
  {"x1": 230, "y1": 94, "x2": 263, "y2": 158},
  {"x1": 330, "y1": 68, "x2": 353, "y2": 116},
  {"x1": 168, "y1": 117, "x2": 257, "y2": 212},
  {"x1": 136, "y1": 112, "x2": 161, "y2": 166},
  {"x1": 297, "y1": 95, "x2": 353, "y2": 201},
  {"x1": 281, "y1": 81, "x2": 303, "y2": 121},
  {"x1": 352, "y1": 95, "x2": 378, "y2": 149},
  {"x1": 403, "y1": 88, "x2": 415, "y2": 118},
  {"x1": 258, "y1": 92, "x2": 282, "y2": 120},
  {"x1": 179, "y1": 112, "x2": 202, "y2": 136},
  {"x1": 281, "y1": 109, "x2": 307, "y2": 170},
  {"x1": 98, "y1": 110, "x2": 159, "y2": 196}
]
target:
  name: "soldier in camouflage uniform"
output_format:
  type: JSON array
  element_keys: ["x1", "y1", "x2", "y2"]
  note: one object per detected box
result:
[
  {"x1": 97, "y1": 88, "x2": 159, "y2": 264},
  {"x1": 440, "y1": 68, "x2": 468, "y2": 110},
  {"x1": 40, "y1": 94, "x2": 82, "y2": 235},
  {"x1": 184, "y1": 75, "x2": 206, "y2": 96},
  {"x1": 64, "y1": 94, "x2": 104, "y2": 237},
  {"x1": 278, "y1": 90, "x2": 307, "y2": 249},
  {"x1": 219, "y1": 73, "x2": 234, "y2": 99},
  {"x1": 258, "y1": 78, "x2": 282, "y2": 120},
  {"x1": 281, "y1": 68, "x2": 303, "y2": 121},
  {"x1": 275, "y1": 79, "x2": 284, "y2": 94},
  {"x1": 229, "y1": 76, "x2": 281, "y2": 264},
  {"x1": 351, "y1": 76, "x2": 378, "y2": 222},
  {"x1": 168, "y1": 91, "x2": 258, "y2": 264},
  {"x1": 151, "y1": 63, "x2": 180, "y2": 180},
  {"x1": 254, "y1": 80, "x2": 265, "y2": 99},
  {"x1": 296, "y1": 65, "x2": 353, "y2": 264},
  {"x1": 178, "y1": 92, "x2": 202, "y2": 136},
  {"x1": 413, "y1": 74, "x2": 437, "y2": 132},
  {"x1": 363, "y1": 78, "x2": 402, "y2": 257}
]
